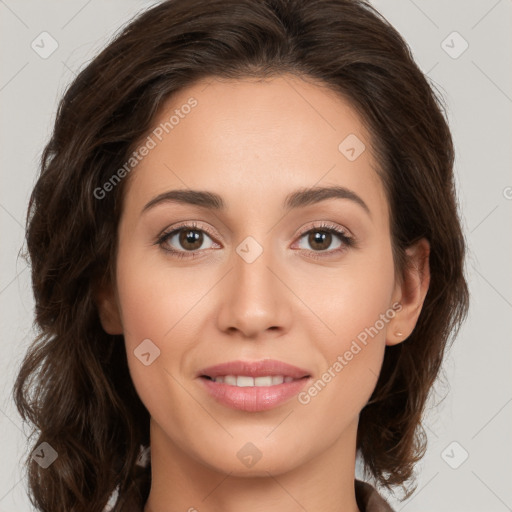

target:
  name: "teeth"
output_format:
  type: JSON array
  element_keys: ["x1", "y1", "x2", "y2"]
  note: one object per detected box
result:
[
  {"x1": 272, "y1": 375, "x2": 284, "y2": 385},
  {"x1": 211, "y1": 375, "x2": 296, "y2": 386},
  {"x1": 224, "y1": 375, "x2": 237, "y2": 385},
  {"x1": 254, "y1": 376, "x2": 273, "y2": 386},
  {"x1": 236, "y1": 376, "x2": 254, "y2": 387}
]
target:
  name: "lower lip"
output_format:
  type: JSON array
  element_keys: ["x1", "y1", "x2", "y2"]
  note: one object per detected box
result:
[{"x1": 199, "y1": 376, "x2": 311, "y2": 412}]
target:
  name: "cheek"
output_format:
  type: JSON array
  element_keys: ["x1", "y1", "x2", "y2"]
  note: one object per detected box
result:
[
  {"x1": 114, "y1": 248, "x2": 221, "y2": 399},
  {"x1": 299, "y1": 240, "x2": 396, "y2": 412},
  {"x1": 295, "y1": 292, "x2": 392, "y2": 446},
  {"x1": 114, "y1": 250, "x2": 206, "y2": 426},
  {"x1": 307, "y1": 238, "x2": 396, "y2": 343},
  {"x1": 115, "y1": 245, "x2": 208, "y2": 344}
]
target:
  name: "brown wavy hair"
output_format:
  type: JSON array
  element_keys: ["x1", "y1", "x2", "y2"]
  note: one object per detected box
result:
[{"x1": 13, "y1": 0, "x2": 469, "y2": 510}]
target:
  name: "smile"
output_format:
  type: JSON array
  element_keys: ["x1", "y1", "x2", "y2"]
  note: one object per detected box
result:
[{"x1": 202, "y1": 375, "x2": 300, "y2": 386}]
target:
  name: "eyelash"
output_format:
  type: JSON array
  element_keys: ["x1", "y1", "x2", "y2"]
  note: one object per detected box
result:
[{"x1": 155, "y1": 221, "x2": 356, "y2": 260}]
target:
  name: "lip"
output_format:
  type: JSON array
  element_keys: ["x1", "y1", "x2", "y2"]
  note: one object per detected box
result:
[
  {"x1": 197, "y1": 359, "x2": 311, "y2": 379},
  {"x1": 199, "y1": 377, "x2": 311, "y2": 412},
  {"x1": 197, "y1": 359, "x2": 312, "y2": 412}
]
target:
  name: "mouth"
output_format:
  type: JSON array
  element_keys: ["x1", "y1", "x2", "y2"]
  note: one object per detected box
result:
[
  {"x1": 200, "y1": 374, "x2": 310, "y2": 386},
  {"x1": 197, "y1": 358, "x2": 311, "y2": 381},
  {"x1": 197, "y1": 359, "x2": 312, "y2": 412}
]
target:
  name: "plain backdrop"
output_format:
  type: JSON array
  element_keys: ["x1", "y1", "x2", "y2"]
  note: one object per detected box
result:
[{"x1": 0, "y1": 1, "x2": 511, "y2": 511}]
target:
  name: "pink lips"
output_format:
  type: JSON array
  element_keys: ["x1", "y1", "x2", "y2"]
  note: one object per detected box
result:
[
  {"x1": 197, "y1": 359, "x2": 311, "y2": 412},
  {"x1": 198, "y1": 359, "x2": 310, "y2": 379}
]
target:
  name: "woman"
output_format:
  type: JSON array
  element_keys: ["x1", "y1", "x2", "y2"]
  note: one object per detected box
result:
[{"x1": 13, "y1": 1, "x2": 469, "y2": 511}]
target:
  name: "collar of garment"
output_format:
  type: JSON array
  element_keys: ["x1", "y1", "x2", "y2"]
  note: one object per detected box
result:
[
  {"x1": 115, "y1": 478, "x2": 395, "y2": 512},
  {"x1": 355, "y1": 479, "x2": 395, "y2": 512}
]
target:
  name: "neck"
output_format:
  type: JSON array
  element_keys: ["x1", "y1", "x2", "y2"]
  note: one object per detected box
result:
[{"x1": 143, "y1": 419, "x2": 361, "y2": 512}]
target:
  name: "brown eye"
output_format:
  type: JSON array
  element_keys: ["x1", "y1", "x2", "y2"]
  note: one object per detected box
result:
[
  {"x1": 308, "y1": 231, "x2": 333, "y2": 251},
  {"x1": 293, "y1": 223, "x2": 355, "y2": 259},
  {"x1": 158, "y1": 225, "x2": 217, "y2": 255},
  {"x1": 297, "y1": 229, "x2": 344, "y2": 252},
  {"x1": 178, "y1": 229, "x2": 204, "y2": 251}
]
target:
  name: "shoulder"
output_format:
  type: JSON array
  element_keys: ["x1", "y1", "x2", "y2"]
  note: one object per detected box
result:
[{"x1": 355, "y1": 479, "x2": 395, "y2": 512}]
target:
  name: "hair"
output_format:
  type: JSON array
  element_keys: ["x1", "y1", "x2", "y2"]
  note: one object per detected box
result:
[{"x1": 13, "y1": 0, "x2": 469, "y2": 510}]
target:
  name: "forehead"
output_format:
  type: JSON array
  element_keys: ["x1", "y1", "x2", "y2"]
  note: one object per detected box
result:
[{"x1": 123, "y1": 74, "x2": 388, "y2": 222}]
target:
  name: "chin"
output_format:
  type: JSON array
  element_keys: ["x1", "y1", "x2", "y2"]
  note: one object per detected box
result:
[{"x1": 198, "y1": 441, "x2": 306, "y2": 477}]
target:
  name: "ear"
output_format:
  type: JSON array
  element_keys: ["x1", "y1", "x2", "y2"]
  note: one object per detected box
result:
[
  {"x1": 95, "y1": 279, "x2": 123, "y2": 335},
  {"x1": 387, "y1": 238, "x2": 430, "y2": 346}
]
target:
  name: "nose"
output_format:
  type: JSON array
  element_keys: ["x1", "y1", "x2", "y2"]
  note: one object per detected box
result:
[{"x1": 216, "y1": 240, "x2": 293, "y2": 339}]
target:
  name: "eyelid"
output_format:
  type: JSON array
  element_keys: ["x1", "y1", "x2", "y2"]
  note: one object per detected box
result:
[
  {"x1": 157, "y1": 220, "x2": 220, "y2": 243},
  {"x1": 290, "y1": 220, "x2": 356, "y2": 256},
  {"x1": 294, "y1": 220, "x2": 353, "y2": 240},
  {"x1": 154, "y1": 220, "x2": 222, "y2": 259},
  {"x1": 157, "y1": 220, "x2": 352, "y2": 242}
]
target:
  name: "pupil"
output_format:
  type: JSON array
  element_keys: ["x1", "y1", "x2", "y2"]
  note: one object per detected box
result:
[
  {"x1": 310, "y1": 231, "x2": 330, "y2": 250},
  {"x1": 180, "y1": 230, "x2": 202, "y2": 250}
]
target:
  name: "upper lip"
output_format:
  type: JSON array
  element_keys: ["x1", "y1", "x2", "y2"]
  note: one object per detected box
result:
[{"x1": 198, "y1": 359, "x2": 311, "y2": 379}]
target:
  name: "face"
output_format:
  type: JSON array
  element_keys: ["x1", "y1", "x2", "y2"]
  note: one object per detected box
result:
[{"x1": 99, "y1": 74, "x2": 426, "y2": 477}]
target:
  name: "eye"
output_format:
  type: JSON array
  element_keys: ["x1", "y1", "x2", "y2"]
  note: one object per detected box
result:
[
  {"x1": 155, "y1": 221, "x2": 355, "y2": 260},
  {"x1": 294, "y1": 222, "x2": 355, "y2": 258},
  {"x1": 156, "y1": 222, "x2": 219, "y2": 258}
]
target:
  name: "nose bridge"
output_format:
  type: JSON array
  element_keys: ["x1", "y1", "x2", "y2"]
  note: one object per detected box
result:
[{"x1": 216, "y1": 234, "x2": 290, "y2": 337}]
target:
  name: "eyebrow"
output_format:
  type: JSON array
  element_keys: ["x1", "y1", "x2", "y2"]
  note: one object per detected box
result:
[{"x1": 141, "y1": 185, "x2": 371, "y2": 217}]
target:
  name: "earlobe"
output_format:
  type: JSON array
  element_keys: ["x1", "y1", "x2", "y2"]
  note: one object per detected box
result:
[
  {"x1": 386, "y1": 238, "x2": 430, "y2": 346},
  {"x1": 95, "y1": 282, "x2": 123, "y2": 335}
]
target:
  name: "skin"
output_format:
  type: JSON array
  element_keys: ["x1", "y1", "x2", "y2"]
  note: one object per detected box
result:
[{"x1": 97, "y1": 74, "x2": 430, "y2": 512}]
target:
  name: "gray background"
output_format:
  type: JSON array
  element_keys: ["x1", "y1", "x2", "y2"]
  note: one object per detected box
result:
[{"x1": 1, "y1": 1, "x2": 511, "y2": 511}]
